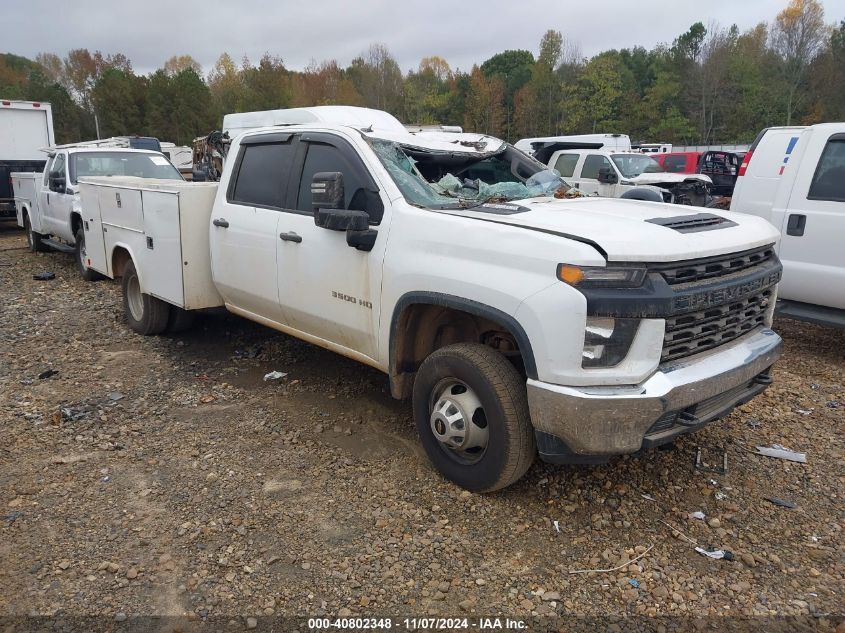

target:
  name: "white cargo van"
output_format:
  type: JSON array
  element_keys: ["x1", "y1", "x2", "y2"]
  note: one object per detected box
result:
[
  {"x1": 730, "y1": 123, "x2": 845, "y2": 327},
  {"x1": 0, "y1": 100, "x2": 54, "y2": 220}
]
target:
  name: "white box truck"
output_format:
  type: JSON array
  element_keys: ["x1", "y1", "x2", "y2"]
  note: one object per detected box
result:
[
  {"x1": 0, "y1": 99, "x2": 54, "y2": 221},
  {"x1": 78, "y1": 106, "x2": 783, "y2": 492}
]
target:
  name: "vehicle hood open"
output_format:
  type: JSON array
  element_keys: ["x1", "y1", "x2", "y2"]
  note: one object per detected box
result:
[{"x1": 438, "y1": 196, "x2": 779, "y2": 262}]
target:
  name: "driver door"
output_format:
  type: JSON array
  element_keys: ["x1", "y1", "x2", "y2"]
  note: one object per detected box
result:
[
  {"x1": 578, "y1": 154, "x2": 614, "y2": 196},
  {"x1": 39, "y1": 152, "x2": 68, "y2": 236},
  {"x1": 275, "y1": 132, "x2": 386, "y2": 359}
]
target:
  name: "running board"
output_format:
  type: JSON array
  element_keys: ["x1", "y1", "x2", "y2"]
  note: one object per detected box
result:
[
  {"x1": 41, "y1": 239, "x2": 75, "y2": 254},
  {"x1": 776, "y1": 300, "x2": 845, "y2": 329}
]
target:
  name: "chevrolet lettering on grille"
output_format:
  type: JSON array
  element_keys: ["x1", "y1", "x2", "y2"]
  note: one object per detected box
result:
[{"x1": 673, "y1": 269, "x2": 782, "y2": 313}]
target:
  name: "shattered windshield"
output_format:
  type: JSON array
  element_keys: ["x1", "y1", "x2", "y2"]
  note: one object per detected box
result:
[
  {"x1": 370, "y1": 139, "x2": 572, "y2": 209},
  {"x1": 611, "y1": 154, "x2": 664, "y2": 178}
]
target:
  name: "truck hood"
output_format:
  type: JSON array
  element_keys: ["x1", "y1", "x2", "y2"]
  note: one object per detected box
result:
[
  {"x1": 627, "y1": 172, "x2": 712, "y2": 186},
  {"x1": 443, "y1": 196, "x2": 779, "y2": 262}
]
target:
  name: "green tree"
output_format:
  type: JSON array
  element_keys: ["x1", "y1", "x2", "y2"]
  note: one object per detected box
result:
[
  {"x1": 480, "y1": 50, "x2": 534, "y2": 140},
  {"x1": 91, "y1": 68, "x2": 147, "y2": 137}
]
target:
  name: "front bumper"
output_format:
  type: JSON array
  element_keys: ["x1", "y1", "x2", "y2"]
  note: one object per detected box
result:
[{"x1": 527, "y1": 328, "x2": 782, "y2": 462}]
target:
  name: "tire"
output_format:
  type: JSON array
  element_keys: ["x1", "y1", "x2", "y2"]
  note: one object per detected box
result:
[
  {"x1": 121, "y1": 260, "x2": 171, "y2": 335},
  {"x1": 75, "y1": 228, "x2": 104, "y2": 281},
  {"x1": 166, "y1": 306, "x2": 196, "y2": 333},
  {"x1": 412, "y1": 343, "x2": 535, "y2": 492},
  {"x1": 24, "y1": 214, "x2": 49, "y2": 253}
]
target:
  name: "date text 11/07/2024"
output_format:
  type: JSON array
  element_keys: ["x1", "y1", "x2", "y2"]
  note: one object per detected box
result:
[{"x1": 308, "y1": 617, "x2": 528, "y2": 630}]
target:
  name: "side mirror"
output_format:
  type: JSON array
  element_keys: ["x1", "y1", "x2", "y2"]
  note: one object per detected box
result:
[
  {"x1": 597, "y1": 167, "x2": 618, "y2": 184},
  {"x1": 311, "y1": 171, "x2": 344, "y2": 211},
  {"x1": 50, "y1": 174, "x2": 66, "y2": 192},
  {"x1": 191, "y1": 168, "x2": 208, "y2": 182}
]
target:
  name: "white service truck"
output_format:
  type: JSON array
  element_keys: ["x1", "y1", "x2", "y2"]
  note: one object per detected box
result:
[
  {"x1": 0, "y1": 99, "x2": 54, "y2": 221},
  {"x1": 542, "y1": 148, "x2": 713, "y2": 206},
  {"x1": 78, "y1": 106, "x2": 783, "y2": 492},
  {"x1": 12, "y1": 146, "x2": 183, "y2": 279},
  {"x1": 730, "y1": 123, "x2": 845, "y2": 328}
]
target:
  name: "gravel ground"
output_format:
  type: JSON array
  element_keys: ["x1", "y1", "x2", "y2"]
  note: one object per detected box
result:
[{"x1": 0, "y1": 226, "x2": 843, "y2": 631}]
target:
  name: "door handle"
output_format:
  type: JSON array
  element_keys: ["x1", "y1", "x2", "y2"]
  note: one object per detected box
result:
[
  {"x1": 279, "y1": 231, "x2": 302, "y2": 243},
  {"x1": 212, "y1": 218, "x2": 229, "y2": 228},
  {"x1": 786, "y1": 214, "x2": 806, "y2": 236}
]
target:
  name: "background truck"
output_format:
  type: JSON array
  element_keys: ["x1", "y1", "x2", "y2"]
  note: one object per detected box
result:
[
  {"x1": 544, "y1": 148, "x2": 713, "y2": 206},
  {"x1": 0, "y1": 99, "x2": 54, "y2": 221},
  {"x1": 730, "y1": 123, "x2": 845, "y2": 328},
  {"x1": 12, "y1": 146, "x2": 183, "y2": 280},
  {"x1": 79, "y1": 106, "x2": 783, "y2": 492}
]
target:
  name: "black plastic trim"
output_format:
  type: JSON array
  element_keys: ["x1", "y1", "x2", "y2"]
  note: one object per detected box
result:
[
  {"x1": 535, "y1": 430, "x2": 611, "y2": 465},
  {"x1": 582, "y1": 256, "x2": 782, "y2": 318},
  {"x1": 390, "y1": 291, "x2": 537, "y2": 379}
]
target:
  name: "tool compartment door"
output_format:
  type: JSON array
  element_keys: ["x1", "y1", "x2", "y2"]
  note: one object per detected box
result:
[
  {"x1": 78, "y1": 181, "x2": 108, "y2": 275},
  {"x1": 138, "y1": 189, "x2": 185, "y2": 306}
]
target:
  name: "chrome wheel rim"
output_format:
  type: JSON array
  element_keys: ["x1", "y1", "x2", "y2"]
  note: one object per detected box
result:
[
  {"x1": 126, "y1": 274, "x2": 144, "y2": 322},
  {"x1": 429, "y1": 378, "x2": 489, "y2": 465}
]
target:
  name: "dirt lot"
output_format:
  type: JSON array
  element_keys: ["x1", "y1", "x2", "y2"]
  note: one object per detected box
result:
[{"x1": 0, "y1": 226, "x2": 843, "y2": 631}]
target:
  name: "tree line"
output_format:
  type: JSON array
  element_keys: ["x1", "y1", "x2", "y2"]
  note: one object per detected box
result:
[{"x1": 0, "y1": 0, "x2": 841, "y2": 147}]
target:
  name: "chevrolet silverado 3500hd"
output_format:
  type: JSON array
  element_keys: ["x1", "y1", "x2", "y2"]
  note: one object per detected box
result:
[{"x1": 78, "y1": 106, "x2": 784, "y2": 491}]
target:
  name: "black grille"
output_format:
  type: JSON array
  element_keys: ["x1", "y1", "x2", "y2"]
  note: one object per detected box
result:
[
  {"x1": 653, "y1": 245, "x2": 777, "y2": 285},
  {"x1": 662, "y1": 287, "x2": 773, "y2": 362}
]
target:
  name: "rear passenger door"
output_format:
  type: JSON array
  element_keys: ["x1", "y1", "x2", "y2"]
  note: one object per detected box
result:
[
  {"x1": 778, "y1": 133, "x2": 845, "y2": 309},
  {"x1": 275, "y1": 132, "x2": 386, "y2": 359},
  {"x1": 208, "y1": 132, "x2": 294, "y2": 324}
]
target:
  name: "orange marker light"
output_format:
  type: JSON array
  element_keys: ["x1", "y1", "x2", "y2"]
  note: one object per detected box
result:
[{"x1": 557, "y1": 265, "x2": 584, "y2": 285}]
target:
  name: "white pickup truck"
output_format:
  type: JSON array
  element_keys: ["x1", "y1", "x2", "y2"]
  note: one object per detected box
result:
[
  {"x1": 730, "y1": 123, "x2": 845, "y2": 328},
  {"x1": 531, "y1": 147, "x2": 713, "y2": 206},
  {"x1": 12, "y1": 147, "x2": 182, "y2": 279},
  {"x1": 78, "y1": 106, "x2": 783, "y2": 491}
]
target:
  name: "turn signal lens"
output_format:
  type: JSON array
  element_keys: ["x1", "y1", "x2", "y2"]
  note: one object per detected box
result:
[
  {"x1": 557, "y1": 264, "x2": 647, "y2": 288},
  {"x1": 557, "y1": 265, "x2": 584, "y2": 285}
]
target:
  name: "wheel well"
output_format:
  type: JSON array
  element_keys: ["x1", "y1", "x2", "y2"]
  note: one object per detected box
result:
[
  {"x1": 112, "y1": 247, "x2": 132, "y2": 278},
  {"x1": 71, "y1": 213, "x2": 83, "y2": 235},
  {"x1": 390, "y1": 301, "x2": 531, "y2": 399}
]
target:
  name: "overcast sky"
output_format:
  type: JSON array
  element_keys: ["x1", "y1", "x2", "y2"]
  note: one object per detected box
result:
[{"x1": 3, "y1": 0, "x2": 845, "y2": 76}]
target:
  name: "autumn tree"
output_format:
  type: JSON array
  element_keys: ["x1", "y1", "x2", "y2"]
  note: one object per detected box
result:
[
  {"x1": 164, "y1": 55, "x2": 202, "y2": 76},
  {"x1": 348, "y1": 44, "x2": 403, "y2": 115},
  {"x1": 208, "y1": 53, "x2": 242, "y2": 120},
  {"x1": 463, "y1": 65, "x2": 505, "y2": 136},
  {"x1": 770, "y1": 0, "x2": 828, "y2": 124},
  {"x1": 480, "y1": 49, "x2": 534, "y2": 140}
]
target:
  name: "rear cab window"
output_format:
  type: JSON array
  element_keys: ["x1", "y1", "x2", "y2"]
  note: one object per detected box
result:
[
  {"x1": 228, "y1": 134, "x2": 296, "y2": 210},
  {"x1": 663, "y1": 155, "x2": 689, "y2": 173},
  {"x1": 807, "y1": 135, "x2": 845, "y2": 202},
  {"x1": 553, "y1": 153, "x2": 579, "y2": 178}
]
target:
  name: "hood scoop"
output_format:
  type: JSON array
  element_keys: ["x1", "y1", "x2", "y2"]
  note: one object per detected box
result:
[{"x1": 646, "y1": 213, "x2": 736, "y2": 233}]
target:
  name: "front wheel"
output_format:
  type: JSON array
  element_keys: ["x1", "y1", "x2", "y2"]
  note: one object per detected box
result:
[
  {"x1": 75, "y1": 228, "x2": 104, "y2": 281},
  {"x1": 121, "y1": 260, "x2": 171, "y2": 335},
  {"x1": 412, "y1": 343, "x2": 535, "y2": 492}
]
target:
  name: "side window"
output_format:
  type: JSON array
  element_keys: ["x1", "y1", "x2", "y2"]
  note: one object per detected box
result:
[
  {"x1": 230, "y1": 140, "x2": 295, "y2": 209},
  {"x1": 296, "y1": 142, "x2": 383, "y2": 223},
  {"x1": 553, "y1": 153, "x2": 579, "y2": 178},
  {"x1": 664, "y1": 156, "x2": 688, "y2": 173},
  {"x1": 808, "y1": 138, "x2": 845, "y2": 202},
  {"x1": 581, "y1": 154, "x2": 610, "y2": 180}
]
